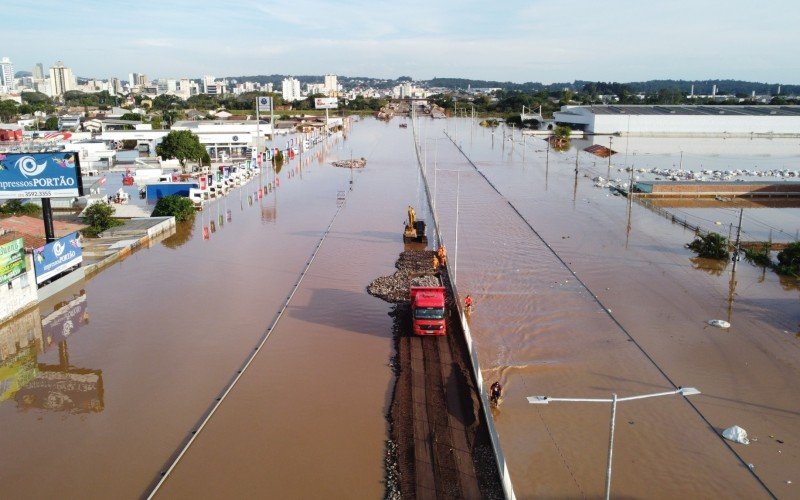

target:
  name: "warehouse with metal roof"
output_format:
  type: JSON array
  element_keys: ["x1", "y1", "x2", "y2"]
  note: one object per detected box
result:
[{"x1": 553, "y1": 105, "x2": 800, "y2": 136}]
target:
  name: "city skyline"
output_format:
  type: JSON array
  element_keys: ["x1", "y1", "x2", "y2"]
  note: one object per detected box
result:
[{"x1": 4, "y1": 0, "x2": 800, "y2": 84}]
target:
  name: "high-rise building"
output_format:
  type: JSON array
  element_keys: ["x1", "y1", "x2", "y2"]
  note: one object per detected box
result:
[
  {"x1": 324, "y1": 74, "x2": 338, "y2": 97},
  {"x1": 137, "y1": 74, "x2": 149, "y2": 87},
  {"x1": 0, "y1": 57, "x2": 14, "y2": 92},
  {"x1": 203, "y1": 75, "x2": 215, "y2": 94},
  {"x1": 282, "y1": 77, "x2": 301, "y2": 102},
  {"x1": 128, "y1": 72, "x2": 139, "y2": 86},
  {"x1": 49, "y1": 61, "x2": 75, "y2": 97},
  {"x1": 109, "y1": 77, "x2": 122, "y2": 95},
  {"x1": 32, "y1": 62, "x2": 44, "y2": 80}
]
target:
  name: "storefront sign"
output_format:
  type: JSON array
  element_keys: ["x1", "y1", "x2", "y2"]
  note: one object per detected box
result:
[{"x1": 0, "y1": 237, "x2": 25, "y2": 285}]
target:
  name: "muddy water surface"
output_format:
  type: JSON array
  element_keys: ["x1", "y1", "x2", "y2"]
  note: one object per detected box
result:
[
  {"x1": 426, "y1": 120, "x2": 798, "y2": 498},
  {"x1": 155, "y1": 120, "x2": 427, "y2": 497},
  {"x1": 0, "y1": 119, "x2": 417, "y2": 498}
]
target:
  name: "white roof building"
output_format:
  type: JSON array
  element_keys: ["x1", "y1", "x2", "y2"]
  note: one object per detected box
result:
[{"x1": 553, "y1": 105, "x2": 800, "y2": 136}]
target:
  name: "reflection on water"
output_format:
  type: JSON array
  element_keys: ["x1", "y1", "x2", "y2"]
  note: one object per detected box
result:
[
  {"x1": 690, "y1": 256, "x2": 729, "y2": 276},
  {"x1": 161, "y1": 221, "x2": 194, "y2": 249},
  {"x1": 778, "y1": 272, "x2": 800, "y2": 291},
  {"x1": 0, "y1": 288, "x2": 102, "y2": 414}
]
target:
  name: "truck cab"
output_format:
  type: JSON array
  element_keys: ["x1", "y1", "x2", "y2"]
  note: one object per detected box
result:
[{"x1": 410, "y1": 286, "x2": 447, "y2": 335}]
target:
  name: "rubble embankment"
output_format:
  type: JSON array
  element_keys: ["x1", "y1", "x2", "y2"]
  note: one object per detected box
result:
[
  {"x1": 331, "y1": 158, "x2": 367, "y2": 169},
  {"x1": 369, "y1": 250, "x2": 503, "y2": 499}
]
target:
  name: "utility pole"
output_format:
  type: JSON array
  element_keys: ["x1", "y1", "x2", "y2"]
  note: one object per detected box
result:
[
  {"x1": 546, "y1": 136, "x2": 550, "y2": 171},
  {"x1": 733, "y1": 208, "x2": 744, "y2": 271}
]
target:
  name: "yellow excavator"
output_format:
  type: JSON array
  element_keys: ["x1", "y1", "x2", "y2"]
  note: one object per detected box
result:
[{"x1": 403, "y1": 205, "x2": 428, "y2": 244}]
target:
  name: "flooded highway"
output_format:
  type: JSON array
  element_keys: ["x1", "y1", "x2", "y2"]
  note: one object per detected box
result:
[
  {"x1": 0, "y1": 119, "x2": 428, "y2": 498},
  {"x1": 425, "y1": 119, "x2": 798, "y2": 497},
  {"x1": 1, "y1": 116, "x2": 798, "y2": 498}
]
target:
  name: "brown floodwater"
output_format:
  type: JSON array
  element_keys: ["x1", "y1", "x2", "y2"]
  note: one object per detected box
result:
[
  {"x1": 1, "y1": 118, "x2": 797, "y2": 498},
  {"x1": 0, "y1": 119, "x2": 431, "y2": 498},
  {"x1": 424, "y1": 120, "x2": 798, "y2": 498}
]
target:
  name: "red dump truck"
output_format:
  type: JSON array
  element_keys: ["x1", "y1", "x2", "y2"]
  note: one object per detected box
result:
[{"x1": 410, "y1": 278, "x2": 447, "y2": 336}]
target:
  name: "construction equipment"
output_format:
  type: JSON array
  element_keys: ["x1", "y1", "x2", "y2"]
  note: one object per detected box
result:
[{"x1": 403, "y1": 205, "x2": 428, "y2": 244}]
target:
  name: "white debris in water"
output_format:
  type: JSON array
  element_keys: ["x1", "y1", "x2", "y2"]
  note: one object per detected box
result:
[
  {"x1": 708, "y1": 319, "x2": 731, "y2": 329},
  {"x1": 722, "y1": 425, "x2": 750, "y2": 445}
]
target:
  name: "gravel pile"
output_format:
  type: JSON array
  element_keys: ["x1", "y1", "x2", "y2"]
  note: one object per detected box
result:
[
  {"x1": 368, "y1": 250, "x2": 437, "y2": 303},
  {"x1": 332, "y1": 158, "x2": 367, "y2": 169}
]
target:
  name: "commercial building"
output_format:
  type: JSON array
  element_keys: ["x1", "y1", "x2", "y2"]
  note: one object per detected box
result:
[
  {"x1": 100, "y1": 120, "x2": 274, "y2": 161},
  {"x1": 553, "y1": 104, "x2": 800, "y2": 136}
]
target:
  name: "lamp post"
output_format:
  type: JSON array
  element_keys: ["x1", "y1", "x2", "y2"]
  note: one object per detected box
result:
[
  {"x1": 435, "y1": 168, "x2": 468, "y2": 284},
  {"x1": 527, "y1": 387, "x2": 701, "y2": 500}
]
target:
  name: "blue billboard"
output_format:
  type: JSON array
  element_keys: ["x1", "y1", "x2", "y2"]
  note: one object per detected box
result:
[
  {"x1": 0, "y1": 152, "x2": 83, "y2": 199},
  {"x1": 33, "y1": 232, "x2": 82, "y2": 285}
]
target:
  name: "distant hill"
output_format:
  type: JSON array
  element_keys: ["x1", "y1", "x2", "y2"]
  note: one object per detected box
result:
[{"x1": 223, "y1": 75, "x2": 797, "y2": 96}]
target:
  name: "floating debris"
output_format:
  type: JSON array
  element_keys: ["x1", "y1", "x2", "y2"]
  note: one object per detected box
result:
[
  {"x1": 722, "y1": 425, "x2": 750, "y2": 445},
  {"x1": 332, "y1": 158, "x2": 367, "y2": 169},
  {"x1": 708, "y1": 319, "x2": 731, "y2": 329}
]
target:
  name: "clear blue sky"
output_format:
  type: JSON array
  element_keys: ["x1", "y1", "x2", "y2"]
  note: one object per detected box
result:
[{"x1": 5, "y1": 0, "x2": 798, "y2": 84}]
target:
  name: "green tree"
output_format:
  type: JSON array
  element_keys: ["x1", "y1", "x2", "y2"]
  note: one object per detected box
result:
[
  {"x1": 156, "y1": 130, "x2": 207, "y2": 172},
  {"x1": 0, "y1": 99, "x2": 18, "y2": 121},
  {"x1": 21, "y1": 91, "x2": 51, "y2": 106},
  {"x1": 162, "y1": 109, "x2": 181, "y2": 128},
  {"x1": 273, "y1": 150, "x2": 284, "y2": 173},
  {"x1": 43, "y1": 116, "x2": 59, "y2": 130},
  {"x1": 151, "y1": 195, "x2": 196, "y2": 222},
  {"x1": 186, "y1": 94, "x2": 219, "y2": 110},
  {"x1": 0, "y1": 199, "x2": 41, "y2": 216},
  {"x1": 119, "y1": 112, "x2": 144, "y2": 122},
  {"x1": 82, "y1": 202, "x2": 123, "y2": 237},
  {"x1": 688, "y1": 232, "x2": 729, "y2": 259},
  {"x1": 553, "y1": 125, "x2": 571, "y2": 139},
  {"x1": 776, "y1": 242, "x2": 800, "y2": 276}
]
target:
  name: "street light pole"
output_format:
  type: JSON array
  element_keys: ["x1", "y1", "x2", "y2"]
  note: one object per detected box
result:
[
  {"x1": 527, "y1": 387, "x2": 700, "y2": 500},
  {"x1": 454, "y1": 170, "x2": 460, "y2": 284}
]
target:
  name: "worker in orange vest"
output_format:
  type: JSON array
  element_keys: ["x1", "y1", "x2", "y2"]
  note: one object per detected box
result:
[
  {"x1": 433, "y1": 254, "x2": 440, "y2": 270},
  {"x1": 464, "y1": 294, "x2": 473, "y2": 313},
  {"x1": 437, "y1": 245, "x2": 447, "y2": 267}
]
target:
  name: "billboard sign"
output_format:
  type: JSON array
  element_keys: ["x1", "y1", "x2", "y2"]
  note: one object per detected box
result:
[
  {"x1": 33, "y1": 232, "x2": 82, "y2": 285},
  {"x1": 257, "y1": 96, "x2": 272, "y2": 112},
  {"x1": 0, "y1": 152, "x2": 83, "y2": 199},
  {"x1": 0, "y1": 237, "x2": 26, "y2": 286},
  {"x1": 314, "y1": 97, "x2": 338, "y2": 110}
]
